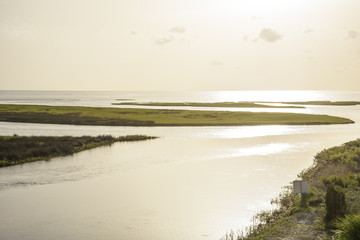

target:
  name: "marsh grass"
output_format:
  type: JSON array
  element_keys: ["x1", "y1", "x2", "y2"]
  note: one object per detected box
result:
[
  {"x1": 0, "y1": 135, "x2": 157, "y2": 167},
  {"x1": 0, "y1": 104, "x2": 354, "y2": 126}
]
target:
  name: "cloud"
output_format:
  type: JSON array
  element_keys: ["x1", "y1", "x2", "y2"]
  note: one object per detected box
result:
[
  {"x1": 169, "y1": 26, "x2": 186, "y2": 33},
  {"x1": 243, "y1": 35, "x2": 259, "y2": 43},
  {"x1": 348, "y1": 31, "x2": 359, "y2": 39},
  {"x1": 304, "y1": 28, "x2": 314, "y2": 34},
  {"x1": 154, "y1": 36, "x2": 173, "y2": 45},
  {"x1": 211, "y1": 61, "x2": 223, "y2": 66},
  {"x1": 259, "y1": 28, "x2": 283, "y2": 43}
]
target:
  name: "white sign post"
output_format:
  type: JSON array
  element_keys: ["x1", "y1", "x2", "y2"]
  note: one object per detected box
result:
[{"x1": 293, "y1": 180, "x2": 309, "y2": 195}]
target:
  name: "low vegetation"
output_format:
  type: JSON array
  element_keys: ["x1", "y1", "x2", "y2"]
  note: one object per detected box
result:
[
  {"x1": 111, "y1": 101, "x2": 304, "y2": 108},
  {"x1": 334, "y1": 214, "x2": 360, "y2": 239},
  {"x1": 0, "y1": 135, "x2": 157, "y2": 167},
  {"x1": 0, "y1": 104, "x2": 354, "y2": 126},
  {"x1": 222, "y1": 138, "x2": 360, "y2": 240},
  {"x1": 277, "y1": 101, "x2": 360, "y2": 106}
]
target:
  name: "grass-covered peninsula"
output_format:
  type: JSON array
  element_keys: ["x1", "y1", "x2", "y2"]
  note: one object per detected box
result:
[
  {"x1": 0, "y1": 104, "x2": 354, "y2": 126},
  {"x1": 111, "y1": 101, "x2": 304, "y2": 108},
  {"x1": 0, "y1": 135, "x2": 157, "y2": 168},
  {"x1": 225, "y1": 138, "x2": 360, "y2": 240}
]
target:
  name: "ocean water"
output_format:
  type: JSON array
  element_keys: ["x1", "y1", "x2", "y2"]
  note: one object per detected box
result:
[
  {"x1": 1, "y1": 90, "x2": 359, "y2": 107},
  {"x1": 0, "y1": 90, "x2": 359, "y2": 240}
]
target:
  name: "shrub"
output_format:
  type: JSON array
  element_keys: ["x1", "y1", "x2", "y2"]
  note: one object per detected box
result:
[
  {"x1": 325, "y1": 184, "x2": 346, "y2": 226},
  {"x1": 300, "y1": 191, "x2": 315, "y2": 208},
  {"x1": 322, "y1": 174, "x2": 360, "y2": 188},
  {"x1": 345, "y1": 187, "x2": 360, "y2": 215},
  {"x1": 334, "y1": 214, "x2": 360, "y2": 240},
  {"x1": 271, "y1": 185, "x2": 295, "y2": 210}
]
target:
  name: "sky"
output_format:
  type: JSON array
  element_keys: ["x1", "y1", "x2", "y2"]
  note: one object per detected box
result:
[{"x1": 0, "y1": 0, "x2": 360, "y2": 91}]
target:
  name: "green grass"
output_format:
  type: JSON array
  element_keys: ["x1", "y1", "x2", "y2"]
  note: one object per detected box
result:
[
  {"x1": 112, "y1": 101, "x2": 305, "y2": 108},
  {"x1": 0, "y1": 135, "x2": 157, "y2": 167},
  {"x1": 334, "y1": 214, "x2": 360, "y2": 239},
  {"x1": 0, "y1": 104, "x2": 354, "y2": 126}
]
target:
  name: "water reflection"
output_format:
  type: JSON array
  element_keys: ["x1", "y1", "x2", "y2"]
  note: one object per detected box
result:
[
  {"x1": 0, "y1": 139, "x2": 295, "y2": 191},
  {"x1": 208, "y1": 90, "x2": 329, "y2": 103},
  {"x1": 225, "y1": 143, "x2": 292, "y2": 157},
  {"x1": 0, "y1": 122, "x2": 339, "y2": 139},
  {"x1": 0, "y1": 132, "x2": 346, "y2": 240}
]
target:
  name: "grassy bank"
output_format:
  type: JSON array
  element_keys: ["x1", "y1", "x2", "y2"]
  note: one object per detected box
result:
[
  {"x1": 112, "y1": 101, "x2": 304, "y2": 108},
  {"x1": 225, "y1": 138, "x2": 360, "y2": 240},
  {"x1": 0, "y1": 104, "x2": 354, "y2": 126},
  {"x1": 0, "y1": 135, "x2": 157, "y2": 167}
]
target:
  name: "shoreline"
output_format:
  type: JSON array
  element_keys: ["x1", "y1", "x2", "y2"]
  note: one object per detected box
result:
[
  {"x1": 0, "y1": 135, "x2": 157, "y2": 168},
  {"x1": 227, "y1": 138, "x2": 360, "y2": 240}
]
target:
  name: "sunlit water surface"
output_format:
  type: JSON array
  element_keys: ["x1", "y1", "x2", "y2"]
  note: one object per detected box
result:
[{"x1": 0, "y1": 91, "x2": 360, "y2": 240}]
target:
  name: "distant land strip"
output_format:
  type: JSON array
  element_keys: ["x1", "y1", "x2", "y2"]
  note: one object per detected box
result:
[
  {"x1": 0, "y1": 104, "x2": 354, "y2": 126},
  {"x1": 112, "y1": 101, "x2": 360, "y2": 107},
  {"x1": 0, "y1": 135, "x2": 157, "y2": 168},
  {"x1": 111, "y1": 101, "x2": 305, "y2": 108},
  {"x1": 270, "y1": 101, "x2": 360, "y2": 106}
]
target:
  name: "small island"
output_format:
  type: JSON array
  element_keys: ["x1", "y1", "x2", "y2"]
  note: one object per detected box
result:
[
  {"x1": 0, "y1": 135, "x2": 157, "y2": 168},
  {"x1": 0, "y1": 104, "x2": 354, "y2": 126}
]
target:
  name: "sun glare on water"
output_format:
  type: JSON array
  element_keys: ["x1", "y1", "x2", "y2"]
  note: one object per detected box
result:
[{"x1": 228, "y1": 143, "x2": 293, "y2": 158}]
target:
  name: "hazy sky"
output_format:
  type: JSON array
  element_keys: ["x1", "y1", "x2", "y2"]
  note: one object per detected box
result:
[{"x1": 1, "y1": 0, "x2": 360, "y2": 91}]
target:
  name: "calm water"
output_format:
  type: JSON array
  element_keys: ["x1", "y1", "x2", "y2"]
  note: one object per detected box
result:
[{"x1": 0, "y1": 91, "x2": 360, "y2": 240}]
